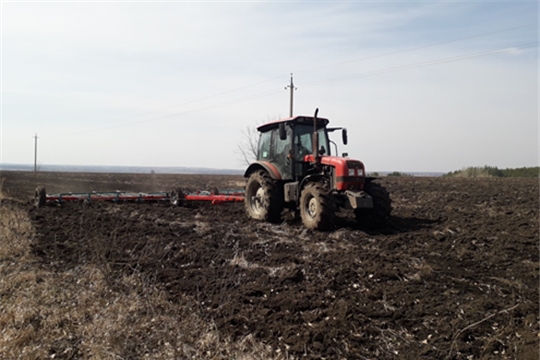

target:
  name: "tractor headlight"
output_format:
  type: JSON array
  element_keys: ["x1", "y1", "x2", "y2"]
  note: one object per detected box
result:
[{"x1": 348, "y1": 168, "x2": 356, "y2": 176}]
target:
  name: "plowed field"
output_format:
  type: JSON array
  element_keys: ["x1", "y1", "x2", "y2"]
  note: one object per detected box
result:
[{"x1": 2, "y1": 171, "x2": 539, "y2": 359}]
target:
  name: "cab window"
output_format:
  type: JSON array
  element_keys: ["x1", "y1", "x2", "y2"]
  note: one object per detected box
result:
[
  {"x1": 258, "y1": 131, "x2": 271, "y2": 160},
  {"x1": 272, "y1": 126, "x2": 293, "y2": 179},
  {"x1": 295, "y1": 125, "x2": 313, "y2": 157},
  {"x1": 317, "y1": 129, "x2": 329, "y2": 155},
  {"x1": 294, "y1": 125, "x2": 329, "y2": 157}
]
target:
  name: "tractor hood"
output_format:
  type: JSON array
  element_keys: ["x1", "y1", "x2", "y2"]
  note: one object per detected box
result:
[{"x1": 302, "y1": 155, "x2": 366, "y2": 178}]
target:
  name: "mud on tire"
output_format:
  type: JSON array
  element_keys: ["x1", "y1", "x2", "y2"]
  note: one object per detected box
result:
[
  {"x1": 245, "y1": 170, "x2": 282, "y2": 223},
  {"x1": 299, "y1": 182, "x2": 334, "y2": 231}
]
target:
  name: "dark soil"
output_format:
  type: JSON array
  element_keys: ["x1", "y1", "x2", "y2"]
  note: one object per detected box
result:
[{"x1": 3, "y1": 171, "x2": 539, "y2": 359}]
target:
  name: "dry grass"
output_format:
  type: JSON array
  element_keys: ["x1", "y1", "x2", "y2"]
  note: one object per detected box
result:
[{"x1": 0, "y1": 187, "x2": 283, "y2": 359}]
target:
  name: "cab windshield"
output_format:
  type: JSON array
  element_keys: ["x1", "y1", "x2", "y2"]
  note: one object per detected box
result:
[{"x1": 294, "y1": 124, "x2": 330, "y2": 157}]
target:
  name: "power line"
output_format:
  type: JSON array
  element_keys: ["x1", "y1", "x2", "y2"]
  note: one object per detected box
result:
[
  {"x1": 59, "y1": 88, "x2": 285, "y2": 135},
  {"x1": 59, "y1": 41, "x2": 536, "y2": 136},
  {"x1": 53, "y1": 74, "x2": 288, "y2": 135},
  {"x1": 295, "y1": 23, "x2": 536, "y2": 75},
  {"x1": 303, "y1": 42, "x2": 538, "y2": 88},
  {"x1": 47, "y1": 23, "x2": 536, "y2": 136}
]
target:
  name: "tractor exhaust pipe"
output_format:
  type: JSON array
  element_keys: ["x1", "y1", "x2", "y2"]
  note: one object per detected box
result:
[{"x1": 312, "y1": 108, "x2": 320, "y2": 164}]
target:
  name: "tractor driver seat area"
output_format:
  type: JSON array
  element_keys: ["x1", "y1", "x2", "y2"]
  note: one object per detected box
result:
[{"x1": 295, "y1": 130, "x2": 312, "y2": 159}]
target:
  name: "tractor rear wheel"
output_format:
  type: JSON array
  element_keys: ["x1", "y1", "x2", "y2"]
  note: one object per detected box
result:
[
  {"x1": 355, "y1": 182, "x2": 391, "y2": 226},
  {"x1": 299, "y1": 182, "x2": 334, "y2": 231},
  {"x1": 245, "y1": 170, "x2": 282, "y2": 223},
  {"x1": 170, "y1": 188, "x2": 184, "y2": 206}
]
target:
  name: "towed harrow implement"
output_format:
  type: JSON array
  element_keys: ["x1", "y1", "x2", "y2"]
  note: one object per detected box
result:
[{"x1": 34, "y1": 186, "x2": 244, "y2": 208}]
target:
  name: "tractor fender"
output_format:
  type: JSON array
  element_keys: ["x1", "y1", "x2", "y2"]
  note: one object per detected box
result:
[
  {"x1": 244, "y1": 161, "x2": 282, "y2": 180},
  {"x1": 282, "y1": 175, "x2": 325, "y2": 204},
  {"x1": 365, "y1": 176, "x2": 380, "y2": 185},
  {"x1": 298, "y1": 174, "x2": 325, "y2": 194}
]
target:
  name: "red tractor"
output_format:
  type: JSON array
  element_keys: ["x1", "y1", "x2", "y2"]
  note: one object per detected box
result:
[{"x1": 244, "y1": 109, "x2": 391, "y2": 230}]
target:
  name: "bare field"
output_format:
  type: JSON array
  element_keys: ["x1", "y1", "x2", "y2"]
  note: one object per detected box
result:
[{"x1": 1, "y1": 171, "x2": 538, "y2": 359}]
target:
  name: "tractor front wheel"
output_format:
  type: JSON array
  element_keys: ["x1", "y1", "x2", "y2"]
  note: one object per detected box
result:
[
  {"x1": 299, "y1": 182, "x2": 334, "y2": 231},
  {"x1": 355, "y1": 182, "x2": 391, "y2": 227},
  {"x1": 245, "y1": 170, "x2": 282, "y2": 223}
]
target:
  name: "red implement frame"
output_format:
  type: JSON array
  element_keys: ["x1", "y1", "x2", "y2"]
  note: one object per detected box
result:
[{"x1": 41, "y1": 190, "x2": 244, "y2": 206}]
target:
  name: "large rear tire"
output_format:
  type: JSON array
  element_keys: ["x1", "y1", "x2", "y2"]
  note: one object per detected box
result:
[
  {"x1": 355, "y1": 182, "x2": 391, "y2": 226},
  {"x1": 245, "y1": 170, "x2": 282, "y2": 223},
  {"x1": 170, "y1": 188, "x2": 184, "y2": 206},
  {"x1": 299, "y1": 182, "x2": 334, "y2": 231}
]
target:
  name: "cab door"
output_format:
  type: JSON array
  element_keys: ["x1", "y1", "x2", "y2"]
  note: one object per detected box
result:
[{"x1": 271, "y1": 127, "x2": 293, "y2": 180}]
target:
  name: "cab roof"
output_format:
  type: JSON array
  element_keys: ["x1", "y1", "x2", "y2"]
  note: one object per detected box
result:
[{"x1": 257, "y1": 115, "x2": 330, "y2": 133}]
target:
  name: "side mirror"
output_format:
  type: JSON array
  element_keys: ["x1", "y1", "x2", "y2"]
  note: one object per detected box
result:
[
  {"x1": 279, "y1": 123, "x2": 287, "y2": 140},
  {"x1": 342, "y1": 128, "x2": 348, "y2": 145}
]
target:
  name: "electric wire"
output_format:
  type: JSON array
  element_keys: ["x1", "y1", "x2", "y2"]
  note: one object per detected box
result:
[
  {"x1": 303, "y1": 42, "x2": 538, "y2": 88},
  {"x1": 55, "y1": 74, "x2": 287, "y2": 134},
  {"x1": 295, "y1": 23, "x2": 536, "y2": 75},
  {"x1": 63, "y1": 88, "x2": 285, "y2": 135},
  {"x1": 47, "y1": 23, "x2": 536, "y2": 136},
  {"x1": 55, "y1": 41, "x2": 536, "y2": 136},
  {"x1": 59, "y1": 40, "x2": 537, "y2": 136}
]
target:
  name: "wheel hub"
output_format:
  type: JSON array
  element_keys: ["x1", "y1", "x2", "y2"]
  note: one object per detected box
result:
[
  {"x1": 307, "y1": 197, "x2": 318, "y2": 218},
  {"x1": 252, "y1": 187, "x2": 265, "y2": 214}
]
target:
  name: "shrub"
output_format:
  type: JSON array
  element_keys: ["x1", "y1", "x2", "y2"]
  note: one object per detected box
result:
[
  {"x1": 387, "y1": 171, "x2": 410, "y2": 177},
  {"x1": 445, "y1": 166, "x2": 539, "y2": 178}
]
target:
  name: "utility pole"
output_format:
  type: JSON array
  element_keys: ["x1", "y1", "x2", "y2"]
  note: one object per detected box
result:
[
  {"x1": 285, "y1": 73, "x2": 297, "y2": 117},
  {"x1": 34, "y1": 133, "x2": 38, "y2": 173}
]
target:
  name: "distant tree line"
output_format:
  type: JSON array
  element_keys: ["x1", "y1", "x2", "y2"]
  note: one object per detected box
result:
[
  {"x1": 386, "y1": 171, "x2": 411, "y2": 177},
  {"x1": 366, "y1": 171, "x2": 411, "y2": 177},
  {"x1": 445, "y1": 166, "x2": 539, "y2": 178}
]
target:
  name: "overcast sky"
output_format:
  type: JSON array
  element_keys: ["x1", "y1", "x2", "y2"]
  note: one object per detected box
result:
[{"x1": 1, "y1": 1, "x2": 537, "y2": 172}]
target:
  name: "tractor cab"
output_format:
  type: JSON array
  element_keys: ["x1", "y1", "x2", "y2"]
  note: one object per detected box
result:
[{"x1": 253, "y1": 116, "x2": 345, "y2": 182}]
